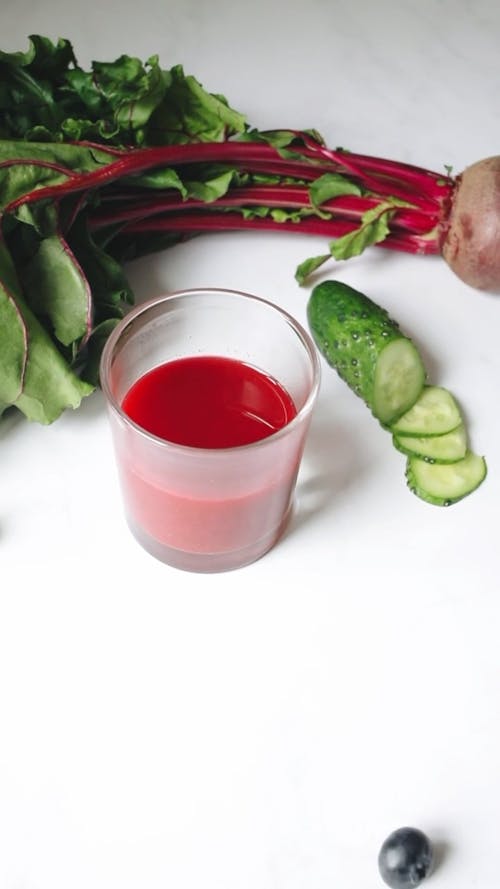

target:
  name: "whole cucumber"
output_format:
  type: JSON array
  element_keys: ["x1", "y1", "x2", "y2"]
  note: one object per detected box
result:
[{"x1": 307, "y1": 280, "x2": 426, "y2": 424}]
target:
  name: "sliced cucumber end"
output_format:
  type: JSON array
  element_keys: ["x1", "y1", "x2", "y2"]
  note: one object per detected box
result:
[
  {"x1": 372, "y1": 338, "x2": 426, "y2": 425},
  {"x1": 406, "y1": 450, "x2": 487, "y2": 506}
]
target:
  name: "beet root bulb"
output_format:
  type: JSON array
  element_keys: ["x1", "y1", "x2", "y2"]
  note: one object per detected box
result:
[{"x1": 441, "y1": 156, "x2": 500, "y2": 293}]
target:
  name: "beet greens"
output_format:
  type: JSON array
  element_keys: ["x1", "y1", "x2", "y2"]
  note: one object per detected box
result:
[{"x1": 0, "y1": 35, "x2": 490, "y2": 424}]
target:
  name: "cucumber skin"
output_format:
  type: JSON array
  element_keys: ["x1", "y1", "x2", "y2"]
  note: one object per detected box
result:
[{"x1": 307, "y1": 280, "x2": 420, "y2": 421}]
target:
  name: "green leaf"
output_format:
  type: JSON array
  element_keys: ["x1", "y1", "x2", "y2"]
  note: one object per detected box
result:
[
  {"x1": 104, "y1": 229, "x2": 182, "y2": 264},
  {"x1": 22, "y1": 233, "x2": 91, "y2": 346},
  {"x1": 114, "y1": 58, "x2": 167, "y2": 136},
  {"x1": 240, "y1": 129, "x2": 299, "y2": 149},
  {"x1": 64, "y1": 53, "x2": 168, "y2": 144},
  {"x1": 238, "y1": 205, "x2": 309, "y2": 223},
  {"x1": 123, "y1": 166, "x2": 187, "y2": 194},
  {"x1": 11, "y1": 197, "x2": 59, "y2": 238},
  {"x1": 61, "y1": 116, "x2": 120, "y2": 143},
  {"x1": 295, "y1": 201, "x2": 399, "y2": 284},
  {"x1": 240, "y1": 205, "x2": 270, "y2": 220},
  {"x1": 0, "y1": 154, "x2": 70, "y2": 211},
  {"x1": 295, "y1": 254, "x2": 331, "y2": 286},
  {"x1": 13, "y1": 303, "x2": 94, "y2": 423},
  {"x1": 0, "y1": 237, "x2": 28, "y2": 405},
  {"x1": 0, "y1": 234, "x2": 93, "y2": 423},
  {"x1": 309, "y1": 173, "x2": 362, "y2": 209},
  {"x1": 0, "y1": 140, "x2": 115, "y2": 212},
  {"x1": 80, "y1": 318, "x2": 121, "y2": 386},
  {"x1": 0, "y1": 34, "x2": 76, "y2": 75},
  {"x1": 147, "y1": 65, "x2": 246, "y2": 144},
  {"x1": 184, "y1": 170, "x2": 234, "y2": 202},
  {"x1": 330, "y1": 203, "x2": 395, "y2": 260},
  {"x1": 0, "y1": 36, "x2": 77, "y2": 141},
  {"x1": 0, "y1": 38, "x2": 247, "y2": 148},
  {"x1": 67, "y1": 215, "x2": 134, "y2": 321},
  {"x1": 240, "y1": 128, "x2": 325, "y2": 152}
]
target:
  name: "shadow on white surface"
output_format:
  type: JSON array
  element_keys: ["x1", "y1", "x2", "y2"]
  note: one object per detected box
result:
[
  {"x1": 431, "y1": 838, "x2": 452, "y2": 877},
  {"x1": 61, "y1": 389, "x2": 107, "y2": 426},
  {"x1": 0, "y1": 406, "x2": 24, "y2": 440},
  {"x1": 285, "y1": 411, "x2": 369, "y2": 539}
]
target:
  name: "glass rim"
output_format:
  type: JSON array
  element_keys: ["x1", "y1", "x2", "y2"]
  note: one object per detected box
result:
[{"x1": 100, "y1": 287, "x2": 321, "y2": 456}]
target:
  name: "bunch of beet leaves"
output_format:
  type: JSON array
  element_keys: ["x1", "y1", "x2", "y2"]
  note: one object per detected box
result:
[{"x1": 0, "y1": 36, "x2": 497, "y2": 423}]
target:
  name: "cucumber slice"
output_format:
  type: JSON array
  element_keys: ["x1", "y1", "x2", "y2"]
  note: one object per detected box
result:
[
  {"x1": 391, "y1": 386, "x2": 462, "y2": 437},
  {"x1": 394, "y1": 423, "x2": 467, "y2": 463},
  {"x1": 307, "y1": 280, "x2": 425, "y2": 424},
  {"x1": 372, "y1": 338, "x2": 426, "y2": 426},
  {"x1": 406, "y1": 450, "x2": 487, "y2": 505}
]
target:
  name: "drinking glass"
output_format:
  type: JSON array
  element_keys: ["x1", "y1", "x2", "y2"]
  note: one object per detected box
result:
[{"x1": 100, "y1": 288, "x2": 320, "y2": 572}]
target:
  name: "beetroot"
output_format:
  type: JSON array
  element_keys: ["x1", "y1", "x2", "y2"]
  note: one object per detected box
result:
[{"x1": 441, "y1": 156, "x2": 500, "y2": 292}]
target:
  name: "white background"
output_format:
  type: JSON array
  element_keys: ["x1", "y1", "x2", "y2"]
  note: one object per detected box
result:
[{"x1": 1, "y1": 1, "x2": 500, "y2": 887}]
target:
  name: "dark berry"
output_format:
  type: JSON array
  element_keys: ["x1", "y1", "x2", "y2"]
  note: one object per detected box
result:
[{"x1": 378, "y1": 827, "x2": 433, "y2": 889}]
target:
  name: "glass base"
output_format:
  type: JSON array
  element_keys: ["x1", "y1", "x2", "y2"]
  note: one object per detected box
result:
[{"x1": 126, "y1": 504, "x2": 293, "y2": 573}]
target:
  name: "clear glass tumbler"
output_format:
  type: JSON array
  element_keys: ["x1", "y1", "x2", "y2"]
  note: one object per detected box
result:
[{"x1": 100, "y1": 288, "x2": 320, "y2": 572}]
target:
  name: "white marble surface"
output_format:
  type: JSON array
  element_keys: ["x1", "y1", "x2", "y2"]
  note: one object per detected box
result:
[{"x1": 1, "y1": 2, "x2": 500, "y2": 887}]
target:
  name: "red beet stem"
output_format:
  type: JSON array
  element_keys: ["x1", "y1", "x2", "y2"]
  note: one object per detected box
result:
[
  {"x1": 119, "y1": 210, "x2": 440, "y2": 255},
  {"x1": 6, "y1": 139, "x2": 451, "y2": 217},
  {"x1": 89, "y1": 185, "x2": 438, "y2": 236}
]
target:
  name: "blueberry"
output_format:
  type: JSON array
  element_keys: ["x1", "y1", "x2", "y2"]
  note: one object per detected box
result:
[{"x1": 378, "y1": 827, "x2": 434, "y2": 889}]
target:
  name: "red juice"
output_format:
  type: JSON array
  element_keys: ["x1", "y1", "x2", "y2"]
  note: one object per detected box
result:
[
  {"x1": 116, "y1": 356, "x2": 304, "y2": 565},
  {"x1": 122, "y1": 355, "x2": 297, "y2": 447}
]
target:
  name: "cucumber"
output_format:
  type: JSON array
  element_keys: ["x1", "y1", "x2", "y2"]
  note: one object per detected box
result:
[
  {"x1": 393, "y1": 423, "x2": 467, "y2": 463},
  {"x1": 406, "y1": 451, "x2": 487, "y2": 506},
  {"x1": 391, "y1": 386, "x2": 463, "y2": 437},
  {"x1": 307, "y1": 280, "x2": 426, "y2": 424},
  {"x1": 307, "y1": 279, "x2": 487, "y2": 506}
]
